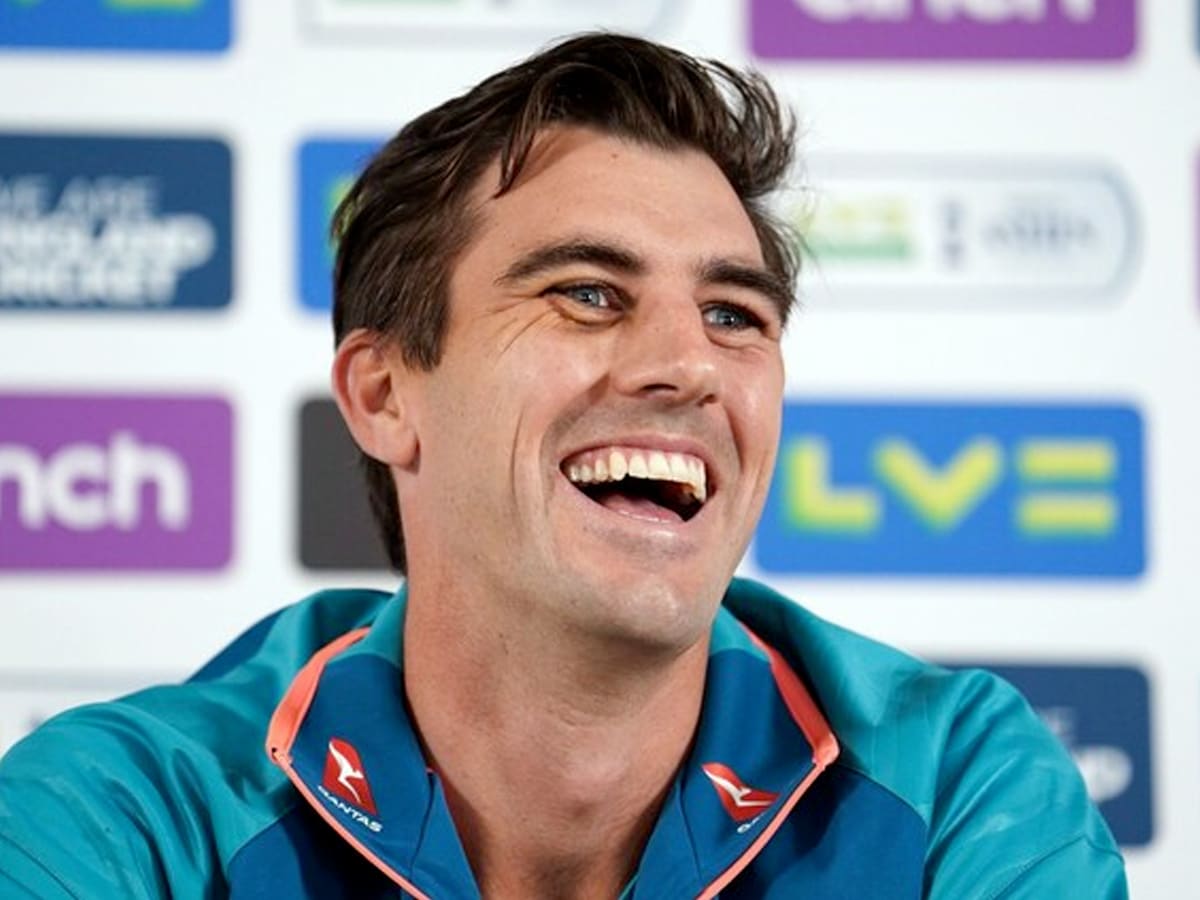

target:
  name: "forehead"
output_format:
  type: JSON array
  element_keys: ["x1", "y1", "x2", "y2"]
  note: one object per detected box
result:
[{"x1": 459, "y1": 127, "x2": 765, "y2": 272}]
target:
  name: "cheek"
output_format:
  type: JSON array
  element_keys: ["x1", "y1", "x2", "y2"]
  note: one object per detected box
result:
[
  {"x1": 499, "y1": 330, "x2": 608, "y2": 411},
  {"x1": 453, "y1": 345, "x2": 596, "y2": 468},
  {"x1": 412, "y1": 361, "x2": 515, "y2": 490},
  {"x1": 729, "y1": 359, "x2": 784, "y2": 456}
]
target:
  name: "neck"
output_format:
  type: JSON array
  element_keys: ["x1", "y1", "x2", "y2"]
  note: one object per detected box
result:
[{"x1": 402, "y1": 580, "x2": 709, "y2": 900}]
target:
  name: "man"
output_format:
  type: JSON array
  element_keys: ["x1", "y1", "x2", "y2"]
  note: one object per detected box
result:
[{"x1": 0, "y1": 33, "x2": 1125, "y2": 899}]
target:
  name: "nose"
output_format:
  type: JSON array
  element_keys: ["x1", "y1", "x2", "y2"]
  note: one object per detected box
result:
[{"x1": 609, "y1": 296, "x2": 720, "y2": 406}]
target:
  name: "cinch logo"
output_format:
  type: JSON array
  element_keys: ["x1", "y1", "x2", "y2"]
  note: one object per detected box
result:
[
  {"x1": 0, "y1": 0, "x2": 230, "y2": 52},
  {"x1": 302, "y1": 0, "x2": 676, "y2": 41},
  {"x1": 297, "y1": 397, "x2": 391, "y2": 570},
  {"x1": 755, "y1": 401, "x2": 1145, "y2": 577},
  {"x1": 750, "y1": 0, "x2": 1135, "y2": 61},
  {"x1": 954, "y1": 664, "x2": 1152, "y2": 846},
  {"x1": 701, "y1": 762, "x2": 780, "y2": 825},
  {"x1": 0, "y1": 134, "x2": 232, "y2": 310},
  {"x1": 0, "y1": 394, "x2": 232, "y2": 570},
  {"x1": 297, "y1": 138, "x2": 383, "y2": 313},
  {"x1": 321, "y1": 737, "x2": 382, "y2": 829},
  {"x1": 779, "y1": 158, "x2": 1137, "y2": 307},
  {"x1": 0, "y1": 432, "x2": 188, "y2": 531}
]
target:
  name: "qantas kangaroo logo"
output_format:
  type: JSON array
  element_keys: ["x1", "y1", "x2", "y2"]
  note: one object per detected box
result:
[
  {"x1": 322, "y1": 738, "x2": 378, "y2": 815},
  {"x1": 701, "y1": 762, "x2": 779, "y2": 823}
]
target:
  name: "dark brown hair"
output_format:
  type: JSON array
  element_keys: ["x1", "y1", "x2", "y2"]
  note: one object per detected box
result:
[{"x1": 332, "y1": 32, "x2": 799, "y2": 573}]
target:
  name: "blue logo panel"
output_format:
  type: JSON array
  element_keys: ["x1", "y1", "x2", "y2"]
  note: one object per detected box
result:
[
  {"x1": 966, "y1": 664, "x2": 1153, "y2": 847},
  {"x1": 756, "y1": 402, "x2": 1145, "y2": 576},
  {"x1": 0, "y1": 133, "x2": 232, "y2": 310},
  {"x1": 297, "y1": 138, "x2": 383, "y2": 313},
  {"x1": 0, "y1": 0, "x2": 231, "y2": 52}
]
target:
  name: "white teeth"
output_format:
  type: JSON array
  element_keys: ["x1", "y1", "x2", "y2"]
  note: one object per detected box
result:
[
  {"x1": 609, "y1": 450, "x2": 628, "y2": 480},
  {"x1": 670, "y1": 454, "x2": 690, "y2": 482},
  {"x1": 565, "y1": 448, "x2": 708, "y2": 505},
  {"x1": 648, "y1": 451, "x2": 670, "y2": 480},
  {"x1": 628, "y1": 453, "x2": 649, "y2": 479}
]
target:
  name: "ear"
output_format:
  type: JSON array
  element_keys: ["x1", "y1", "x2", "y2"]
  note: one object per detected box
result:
[{"x1": 331, "y1": 328, "x2": 419, "y2": 470}]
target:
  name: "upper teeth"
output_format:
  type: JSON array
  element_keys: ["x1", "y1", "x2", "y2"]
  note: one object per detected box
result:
[{"x1": 566, "y1": 448, "x2": 707, "y2": 503}]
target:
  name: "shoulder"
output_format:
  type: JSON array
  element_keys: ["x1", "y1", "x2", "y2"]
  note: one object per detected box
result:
[
  {"x1": 723, "y1": 576, "x2": 1008, "y2": 776},
  {"x1": 0, "y1": 586, "x2": 393, "y2": 898},
  {"x1": 723, "y1": 577, "x2": 1127, "y2": 898}
]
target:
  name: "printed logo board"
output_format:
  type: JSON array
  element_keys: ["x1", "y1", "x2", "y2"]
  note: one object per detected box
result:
[
  {"x1": 756, "y1": 401, "x2": 1145, "y2": 577},
  {"x1": 297, "y1": 138, "x2": 382, "y2": 313},
  {"x1": 302, "y1": 0, "x2": 677, "y2": 40},
  {"x1": 782, "y1": 157, "x2": 1137, "y2": 307},
  {"x1": 0, "y1": 134, "x2": 233, "y2": 311},
  {"x1": 750, "y1": 0, "x2": 1136, "y2": 61},
  {"x1": 960, "y1": 663, "x2": 1153, "y2": 846},
  {"x1": 298, "y1": 397, "x2": 391, "y2": 570},
  {"x1": 0, "y1": 394, "x2": 234, "y2": 570},
  {"x1": 0, "y1": 0, "x2": 231, "y2": 52}
]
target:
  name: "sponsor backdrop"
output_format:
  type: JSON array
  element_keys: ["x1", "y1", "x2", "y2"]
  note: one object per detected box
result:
[{"x1": 0, "y1": 1, "x2": 1196, "y2": 893}]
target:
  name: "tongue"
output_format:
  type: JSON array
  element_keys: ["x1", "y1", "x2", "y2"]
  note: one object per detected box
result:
[{"x1": 597, "y1": 492, "x2": 684, "y2": 523}]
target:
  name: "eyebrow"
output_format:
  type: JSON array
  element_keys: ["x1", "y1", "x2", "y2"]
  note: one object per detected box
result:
[{"x1": 495, "y1": 240, "x2": 644, "y2": 286}]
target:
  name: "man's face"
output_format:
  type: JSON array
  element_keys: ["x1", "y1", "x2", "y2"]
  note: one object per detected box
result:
[{"x1": 397, "y1": 127, "x2": 787, "y2": 651}]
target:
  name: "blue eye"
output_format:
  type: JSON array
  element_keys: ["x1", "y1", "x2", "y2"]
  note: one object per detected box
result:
[
  {"x1": 563, "y1": 284, "x2": 612, "y2": 308},
  {"x1": 703, "y1": 303, "x2": 762, "y2": 331}
]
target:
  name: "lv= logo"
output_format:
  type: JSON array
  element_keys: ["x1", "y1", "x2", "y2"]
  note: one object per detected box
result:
[
  {"x1": 787, "y1": 435, "x2": 1117, "y2": 538},
  {"x1": 755, "y1": 402, "x2": 1144, "y2": 576}
]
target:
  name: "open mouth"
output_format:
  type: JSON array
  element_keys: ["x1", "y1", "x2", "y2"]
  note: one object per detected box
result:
[{"x1": 561, "y1": 447, "x2": 708, "y2": 523}]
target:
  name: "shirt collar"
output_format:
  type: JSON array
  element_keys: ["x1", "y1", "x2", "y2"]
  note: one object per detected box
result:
[{"x1": 267, "y1": 581, "x2": 838, "y2": 899}]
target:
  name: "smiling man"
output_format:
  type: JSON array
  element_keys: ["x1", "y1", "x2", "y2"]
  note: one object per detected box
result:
[{"x1": 0, "y1": 33, "x2": 1126, "y2": 900}]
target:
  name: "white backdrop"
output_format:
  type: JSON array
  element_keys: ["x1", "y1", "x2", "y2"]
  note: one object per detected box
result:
[{"x1": 1, "y1": 2, "x2": 1196, "y2": 895}]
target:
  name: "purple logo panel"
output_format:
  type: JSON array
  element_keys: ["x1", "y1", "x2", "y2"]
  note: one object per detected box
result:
[
  {"x1": 750, "y1": 0, "x2": 1136, "y2": 61},
  {"x1": 0, "y1": 394, "x2": 232, "y2": 571}
]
